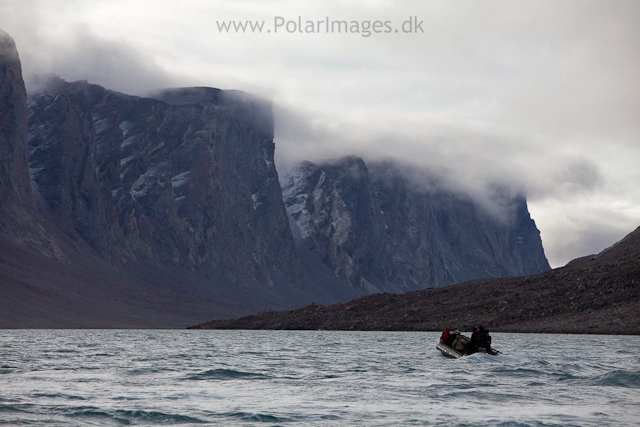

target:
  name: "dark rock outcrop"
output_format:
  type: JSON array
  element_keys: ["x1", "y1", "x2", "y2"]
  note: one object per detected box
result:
[
  {"x1": 281, "y1": 158, "x2": 550, "y2": 293},
  {"x1": 192, "y1": 226, "x2": 640, "y2": 334}
]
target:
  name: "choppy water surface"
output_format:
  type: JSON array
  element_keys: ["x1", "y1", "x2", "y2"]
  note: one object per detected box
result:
[{"x1": 1, "y1": 330, "x2": 639, "y2": 426}]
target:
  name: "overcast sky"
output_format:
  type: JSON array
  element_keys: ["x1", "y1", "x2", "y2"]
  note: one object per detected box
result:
[{"x1": 1, "y1": 0, "x2": 639, "y2": 267}]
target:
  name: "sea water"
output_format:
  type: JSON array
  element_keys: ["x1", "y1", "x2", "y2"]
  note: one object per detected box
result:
[{"x1": 0, "y1": 330, "x2": 638, "y2": 426}]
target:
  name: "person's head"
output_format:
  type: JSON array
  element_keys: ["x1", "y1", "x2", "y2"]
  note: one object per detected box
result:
[{"x1": 445, "y1": 327, "x2": 450, "y2": 332}]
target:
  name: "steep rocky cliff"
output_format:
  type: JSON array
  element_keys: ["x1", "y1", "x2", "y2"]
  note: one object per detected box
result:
[
  {"x1": 281, "y1": 158, "x2": 550, "y2": 292},
  {"x1": 0, "y1": 30, "x2": 30, "y2": 206},
  {"x1": 27, "y1": 78, "x2": 303, "y2": 291},
  {"x1": 2, "y1": 29, "x2": 318, "y2": 327},
  {"x1": 0, "y1": 30, "x2": 62, "y2": 256},
  {"x1": 281, "y1": 157, "x2": 388, "y2": 293},
  {"x1": 370, "y1": 161, "x2": 550, "y2": 286}
]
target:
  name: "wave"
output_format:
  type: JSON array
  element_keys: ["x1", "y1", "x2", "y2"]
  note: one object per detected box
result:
[
  {"x1": 221, "y1": 411, "x2": 294, "y2": 423},
  {"x1": 51, "y1": 349, "x2": 81, "y2": 354},
  {"x1": 220, "y1": 411, "x2": 343, "y2": 423},
  {"x1": 554, "y1": 368, "x2": 640, "y2": 389},
  {"x1": 29, "y1": 392, "x2": 87, "y2": 401},
  {"x1": 67, "y1": 407, "x2": 208, "y2": 424},
  {"x1": 87, "y1": 352, "x2": 116, "y2": 357},
  {"x1": 441, "y1": 390, "x2": 531, "y2": 402},
  {"x1": 489, "y1": 367, "x2": 546, "y2": 378},
  {"x1": 125, "y1": 367, "x2": 177, "y2": 376},
  {"x1": 0, "y1": 403, "x2": 32, "y2": 413},
  {"x1": 184, "y1": 368, "x2": 269, "y2": 381},
  {"x1": 591, "y1": 369, "x2": 640, "y2": 389}
]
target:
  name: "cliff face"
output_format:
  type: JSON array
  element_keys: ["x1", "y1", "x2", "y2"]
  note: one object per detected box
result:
[
  {"x1": 27, "y1": 79, "x2": 303, "y2": 290},
  {"x1": 281, "y1": 157, "x2": 387, "y2": 293},
  {"x1": 1, "y1": 28, "x2": 314, "y2": 327},
  {"x1": 370, "y1": 161, "x2": 550, "y2": 287},
  {"x1": 0, "y1": 30, "x2": 30, "y2": 205},
  {"x1": 282, "y1": 158, "x2": 550, "y2": 292},
  {"x1": 0, "y1": 30, "x2": 62, "y2": 256}
]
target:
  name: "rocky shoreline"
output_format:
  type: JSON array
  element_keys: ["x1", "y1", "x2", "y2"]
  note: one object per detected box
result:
[{"x1": 192, "y1": 227, "x2": 640, "y2": 335}]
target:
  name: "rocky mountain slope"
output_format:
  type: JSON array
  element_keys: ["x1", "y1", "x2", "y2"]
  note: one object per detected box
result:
[
  {"x1": 193, "y1": 226, "x2": 640, "y2": 334},
  {"x1": 281, "y1": 158, "x2": 549, "y2": 293},
  {"x1": 1, "y1": 29, "x2": 550, "y2": 327}
]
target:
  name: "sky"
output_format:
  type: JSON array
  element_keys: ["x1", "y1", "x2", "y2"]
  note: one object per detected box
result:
[{"x1": 1, "y1": 0, "x2": 639, "y2": 267}]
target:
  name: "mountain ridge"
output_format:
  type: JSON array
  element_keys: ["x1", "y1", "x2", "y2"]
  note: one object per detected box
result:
[{"x1": 192, "y1": 226, "x2": 640, "y2": 334}]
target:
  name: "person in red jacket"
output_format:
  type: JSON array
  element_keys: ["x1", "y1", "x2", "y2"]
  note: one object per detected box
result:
[{"x1": 441, "y1": 327, "x2": 451, "y2": 344}]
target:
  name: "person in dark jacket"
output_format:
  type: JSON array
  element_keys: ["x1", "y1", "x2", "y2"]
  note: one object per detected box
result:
[
  {"x1": 470, "y1": 325, "x2": 483, "y2": 342},
  {"x1": 468, "y1": 325, "x2": 480, "y2": 353},
  {"x1": 472, "y1": 325, "x2": 497, "y2": 354}
]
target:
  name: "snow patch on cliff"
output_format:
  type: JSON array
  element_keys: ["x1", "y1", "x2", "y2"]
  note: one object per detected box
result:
[
  {"x1": 171, "y1": 171, "x2": 191, "y2": 188},
  {"x1": 130, "y1": 165, "x2": 163, "y2": 199},
  {"x1": 92, "y1": 114, "x2": 110, "y2": 135},
  {"x1": 119, "y1": 121, "x2": 134, "y2": 137},
  {"x1": 120, "y1": 135, "x2": 138, "y2": 149},
  {"x1": 252, "y1": 193, "x2": 262, "y2": 210},
  {"x1": 120, "y1": 153, "x2": 140, "y2": 168}
]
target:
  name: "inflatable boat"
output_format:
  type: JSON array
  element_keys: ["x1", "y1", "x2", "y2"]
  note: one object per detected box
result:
[
  {"x1": 436, "y1": 338, "x2": 467, "y2": 358},
  {"x1": 436, "y1": 334, "x2": 500, "y2": 358}
]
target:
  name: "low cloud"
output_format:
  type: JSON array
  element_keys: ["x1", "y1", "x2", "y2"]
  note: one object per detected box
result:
[
  {"x1": 0, "y1": 3, "x2": 180, "y2": 95},
  {"x1": 274, "y1": 103, "x2": 604, "y2": 201},
  {"x1": 20, "y1": 27, "x2": 180, "y2": 96}
]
